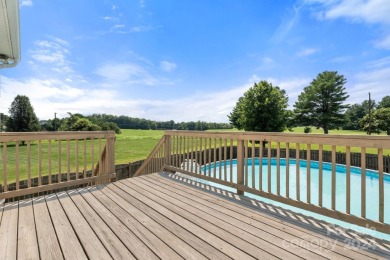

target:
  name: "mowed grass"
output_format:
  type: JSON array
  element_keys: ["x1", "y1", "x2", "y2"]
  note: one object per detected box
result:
[{"x1": 1, "y1": 128, "x2": 389, "y2": 184}]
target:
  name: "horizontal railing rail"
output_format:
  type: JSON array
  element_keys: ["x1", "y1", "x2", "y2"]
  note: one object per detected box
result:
[
  {"x1": 0, "y1": 131, "x2": 116, "y2": 200},
  {"x1": 136, "y1": 130, "x2": 390, "y2": 234}
]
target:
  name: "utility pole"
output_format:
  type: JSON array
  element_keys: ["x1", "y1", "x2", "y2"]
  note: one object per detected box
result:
[
  {"x1": 368, "y1": 92, "x2": 372, "y2": 135},
  {"x1": 54, "y1": 112, "x2": 57, "y2": 131}
]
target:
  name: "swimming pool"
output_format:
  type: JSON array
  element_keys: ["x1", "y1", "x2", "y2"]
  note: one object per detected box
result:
[{"x1": 202, "y1": 158, "x2": 390, "y2": 240}]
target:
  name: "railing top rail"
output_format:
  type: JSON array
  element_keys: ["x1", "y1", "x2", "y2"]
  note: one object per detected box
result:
[
  {"x1": 0, "y1": 131, "x2": 116, "y2": 142},
  {"x1": 164, "y1": 130, "x2": 390, "y2": 148}
]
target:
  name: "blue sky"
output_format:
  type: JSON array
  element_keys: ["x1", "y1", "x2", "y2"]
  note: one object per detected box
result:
[{"x1": 1, "y1": 0, "x2": 390, "y2": 122}]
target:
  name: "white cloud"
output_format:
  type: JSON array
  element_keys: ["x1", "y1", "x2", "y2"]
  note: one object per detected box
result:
[
  {"x1": 272, "y1": 2, "x2": 305, "y2": 42},
  {"x1": 29, "y1": 38, "x2": 73, "y2": 73},
  {"x1": 159, "y1": 61, "x2": 177, "y2": 72},
  {"x1": 375, "y1": 34, "x2": 390, "y2": 50},
  {"x1": 140, "y1": 0, "x2": 145, "y2": 8},
  {"x1": 296, "y1": 48, "x2": 318, "y2": 57},
  {"x1": 112, "y1": 5, "x2": 118, "y2": 10},
  {"x1": 20, "y1": 0, "x2": 32, "y2": 7}
]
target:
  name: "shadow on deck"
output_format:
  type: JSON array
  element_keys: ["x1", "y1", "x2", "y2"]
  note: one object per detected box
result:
[{"x1": 1, "y1": 172, "x2": 390, "y2": 259}]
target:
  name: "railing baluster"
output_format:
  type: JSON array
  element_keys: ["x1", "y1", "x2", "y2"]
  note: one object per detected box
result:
[
  {"x1": 75, "y1": 139, "x2": 79, "y2": 180},
  {"x1": 48, "y1": 140, "x2": 52, "y2": 184},
  {"x1": 286, "y1": 143, "x2": 290, "y2": 198},
  {"x1": 2, "y1": 142, "x2": 7, "y2": 192},
  {"x1": 91, "y1": 138, "x2": 95, "y2": 176},
  {"x1": 27, "y1": 141, "x2": 31, "y2": 188},
  {"x1": 219, "y1": 138, "x2": 222, "y2": 179},
  {"x1": 83, "y1": 138, "x2": 87, "y2": 179},
  {"x1": 38, "y1": 140, "x2": 42, "y2": 186},
  {"x1": 346, "y1": 146, "x2": 351, "y2": 214},
  {"x1": 58, "y1": 140, "x2": 62, "y2": 183},
  {"x1": 67, "y1": 139, "x2": 70, "y2": 181},
  {"x1": 195, "y1": 137, "x2": 198, "y2": 173},
  {"x1": 361, "y1": 147, "x2": 366, "y2": 218},
  {"x1": 199, "y1": 138, "x2": 203, "y2": 174},
  {"x1": 378, "y1": 148, "x2": 384, "y2": 223},
  {"x1": 208, "y1": 138, "x2": 212, "y2": 177},
  {"x1": 259, "y1": 141, "x2": 263, "y2": 191},
  {"x1": 307, "y1": 144, "x2": 311, "y2": 204},
  {"x1": 296, "y1": 143, "x2": 300, "y2": 201},
  {"x1": 223, "y1": 139, "x2": 227, "y2": 180},
  {"x1": 268, "y1": 141, "x2": 271, "y2": 193},
  {"x1": 245, "y1": 140, "x2": 249, "y2": 186},
  {"x1": 213, "y1": 138, "x2": 217, "y2": 178},
  {"x1": 277, "y1": 142, "x2": 280, "y2": 196},
  {"x1": 332, "y1": 145, "x2": 336, "y2": 210},
  {"x1": 237, "y1": 139, "x2": 244, "y2": 194},
  {"x1": 15, "y1": 141, "x2": 20, "y2": 190},
  {"x1": 252, "y1": 140, "x2": 255, "y2": 189},
  {"x1": 319, "y1": 144, "x2": 323, "y2": 207},
  {"x1": 190, "y1": 137, "x2": 194, "y2": 172},
  {"x1": 229, "y1": 139, "x2": 233, "y2": 183}
]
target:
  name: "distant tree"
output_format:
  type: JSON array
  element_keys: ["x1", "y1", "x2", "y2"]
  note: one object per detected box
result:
[
  {"x1": 0, "y1": 113, "x2": 9, "y2": 132},
  {"x1": 360, "y1": 108, "x2": 390, "y2": 135},
  {"x1": 378, "y1": 96, "x2": 390, "y2": 109},
  {"x1": 6, "y1": 95, "x2": 41, "y2": 132},
  {"x1": 294, "y1": 71, "x2": 349, "y2": 134},
  {"x1": 343, "y1": 100, "x2": 376, "y2": 130},
  {"x1": 229, "y1": 80, "x2": 289, "y2": 132},
  {"x1": 59, "y1": 113, "x2": 100, "y2": 131}
]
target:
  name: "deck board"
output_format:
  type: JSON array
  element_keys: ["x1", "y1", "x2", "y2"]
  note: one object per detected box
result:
[
  {"x1": 18, "y1": 199, "x2": 40, "y2": 260},
  {"x1": 0, "y1": 172, "x2": 389, "y2": 259}
]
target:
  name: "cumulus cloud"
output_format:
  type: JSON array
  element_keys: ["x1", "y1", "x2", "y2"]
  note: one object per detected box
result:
[{"x1": 159, "y1": 61, "x2": 177, "y2": 72}]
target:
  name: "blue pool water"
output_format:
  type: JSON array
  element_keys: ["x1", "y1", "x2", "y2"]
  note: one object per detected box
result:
[{"x1": 201, "y1": 158, "x2": 390, "y2": 241}]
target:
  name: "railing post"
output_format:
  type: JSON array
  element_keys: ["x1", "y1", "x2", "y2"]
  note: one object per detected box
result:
[
  {"x1": 164, "y1": 135, "x2": 171, "y2": 167},
  {"x1": 237, "y1": 139, "x2": 245, "y2": 195}
]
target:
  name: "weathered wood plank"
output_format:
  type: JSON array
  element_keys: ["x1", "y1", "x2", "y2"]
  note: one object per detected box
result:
[
  {"x1": 66, "y1": 189, "x2": 135, "y2": 260},
  {"x1": 33, "y1": 197, "x2": 64, "y2": 260},
  {"x1": 18, "y1": 199, "x2": 40, "y2": 260},
  {"x1": 56, "y1": 191, "x2": 112, "y2": 260},
  {"x1": 94, "y1": 185, "x2": 185, "y2": 260},
  {"x1": 116, "y1": 179, "x2": 268, "y2": 259},
  {"x1": 45, "y1": 194, "x2": 87, "y2": 260},
  {"x1": 99, "y1": 186, "x2": 205, "y2": 259},
  {"x1": 0, "y1": 202, "x2": 18, "y2": 259},
  {"x1": 77, "y1": 187, "x2": 159, "y2": 260},
  {"x1": 137, "y1": 176, "x2": 328, "y2": 259}
]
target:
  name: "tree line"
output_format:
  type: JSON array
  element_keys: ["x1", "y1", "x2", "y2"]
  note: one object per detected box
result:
[
  {"x1": 0, "y1": 96, "x2": 232, "y2": 133},
  {"x1": 229, "y1": 71, "x2": 390, "y2": 135}
]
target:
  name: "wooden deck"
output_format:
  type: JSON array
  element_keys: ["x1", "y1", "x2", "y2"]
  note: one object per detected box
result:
[{"x1": 1, "y1": 173, "x2": 390, "y2": 259}]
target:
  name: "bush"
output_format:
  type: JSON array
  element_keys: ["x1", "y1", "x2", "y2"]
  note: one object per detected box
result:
[{"x1": 304, "y1": 126, "x2": 312, "y2": 133}]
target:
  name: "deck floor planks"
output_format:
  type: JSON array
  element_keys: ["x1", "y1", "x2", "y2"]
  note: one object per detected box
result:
[
  {"x1": 66, "y1": 189, "x2": 136, "y2": 260},
  {"x1": 45, "y1": 194, "x2": 87, "y2": 260},
  {"x1": 0, "y1": 202, "x2": 18, "y2": 260},
  {"x1": 113, "y1": 180, "x2": 272, "y2": 259},
  {"x1": 33, "y1": 196, "x2": 64, "y2": 260},
  {"x1": 96, "y1": 183, "x2": 230, "y2": 260},
  {"x1": 98, "y1": 184, "x2": 206, "y2": 260},
  {"x1": 145, "y1": 174, "x2": 355, "y2": 259},
  {"x1": 125, "y1": 177, "x2": 307, "y2": 260},
  {"x1": 17, "y1": 199, "x2": 40, "y2": 260},
  {"x1": 56, "y1": 191, "x2": 112, "y2": 260},
  {"x1": 76, "y1": 187, "x2": 159, "y2": 260},
  {"x1": 92, "y1": 185, "x2": 184, "y2": 260},
  {"x1": 156, "y1": 173, "x2": 390, "y2": 259},
  {"x1": 136, "y1": 175, "x2": 342, "y2": 260}
]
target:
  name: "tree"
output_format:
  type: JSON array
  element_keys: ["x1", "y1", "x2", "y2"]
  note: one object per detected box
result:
[
  {"x1": 6, "y1": 95, "x2": 41, "y2": 132},
  {"x1": 294, "y1": 71, "x2": 349, "y2": 134},
  {"x1": 59, "y1": 113, "x2": 101, "y2": 131},
  {"x1": 228, "y1": 80, "x2": 289, "y2": 132},
  {"x1": 343, "y1": 100, "x2": 376, "y2": 130},
  {"x1": 378, "y1": 95, "x2": 390, "y2": 109},
  {"x1": 0, "y1": 113, "x2": 9, "y2": 132},
  {"x1": 360, "y1": 108, "x2": 390, "y2": 135}
]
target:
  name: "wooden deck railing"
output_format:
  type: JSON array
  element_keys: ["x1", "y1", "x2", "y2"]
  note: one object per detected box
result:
[
  {"x1": 0, "y1": 131, "x2": 116, "y2": 200},
  {"x1": 136, "y1": 130, "x2": 390, "y2": 234}
]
